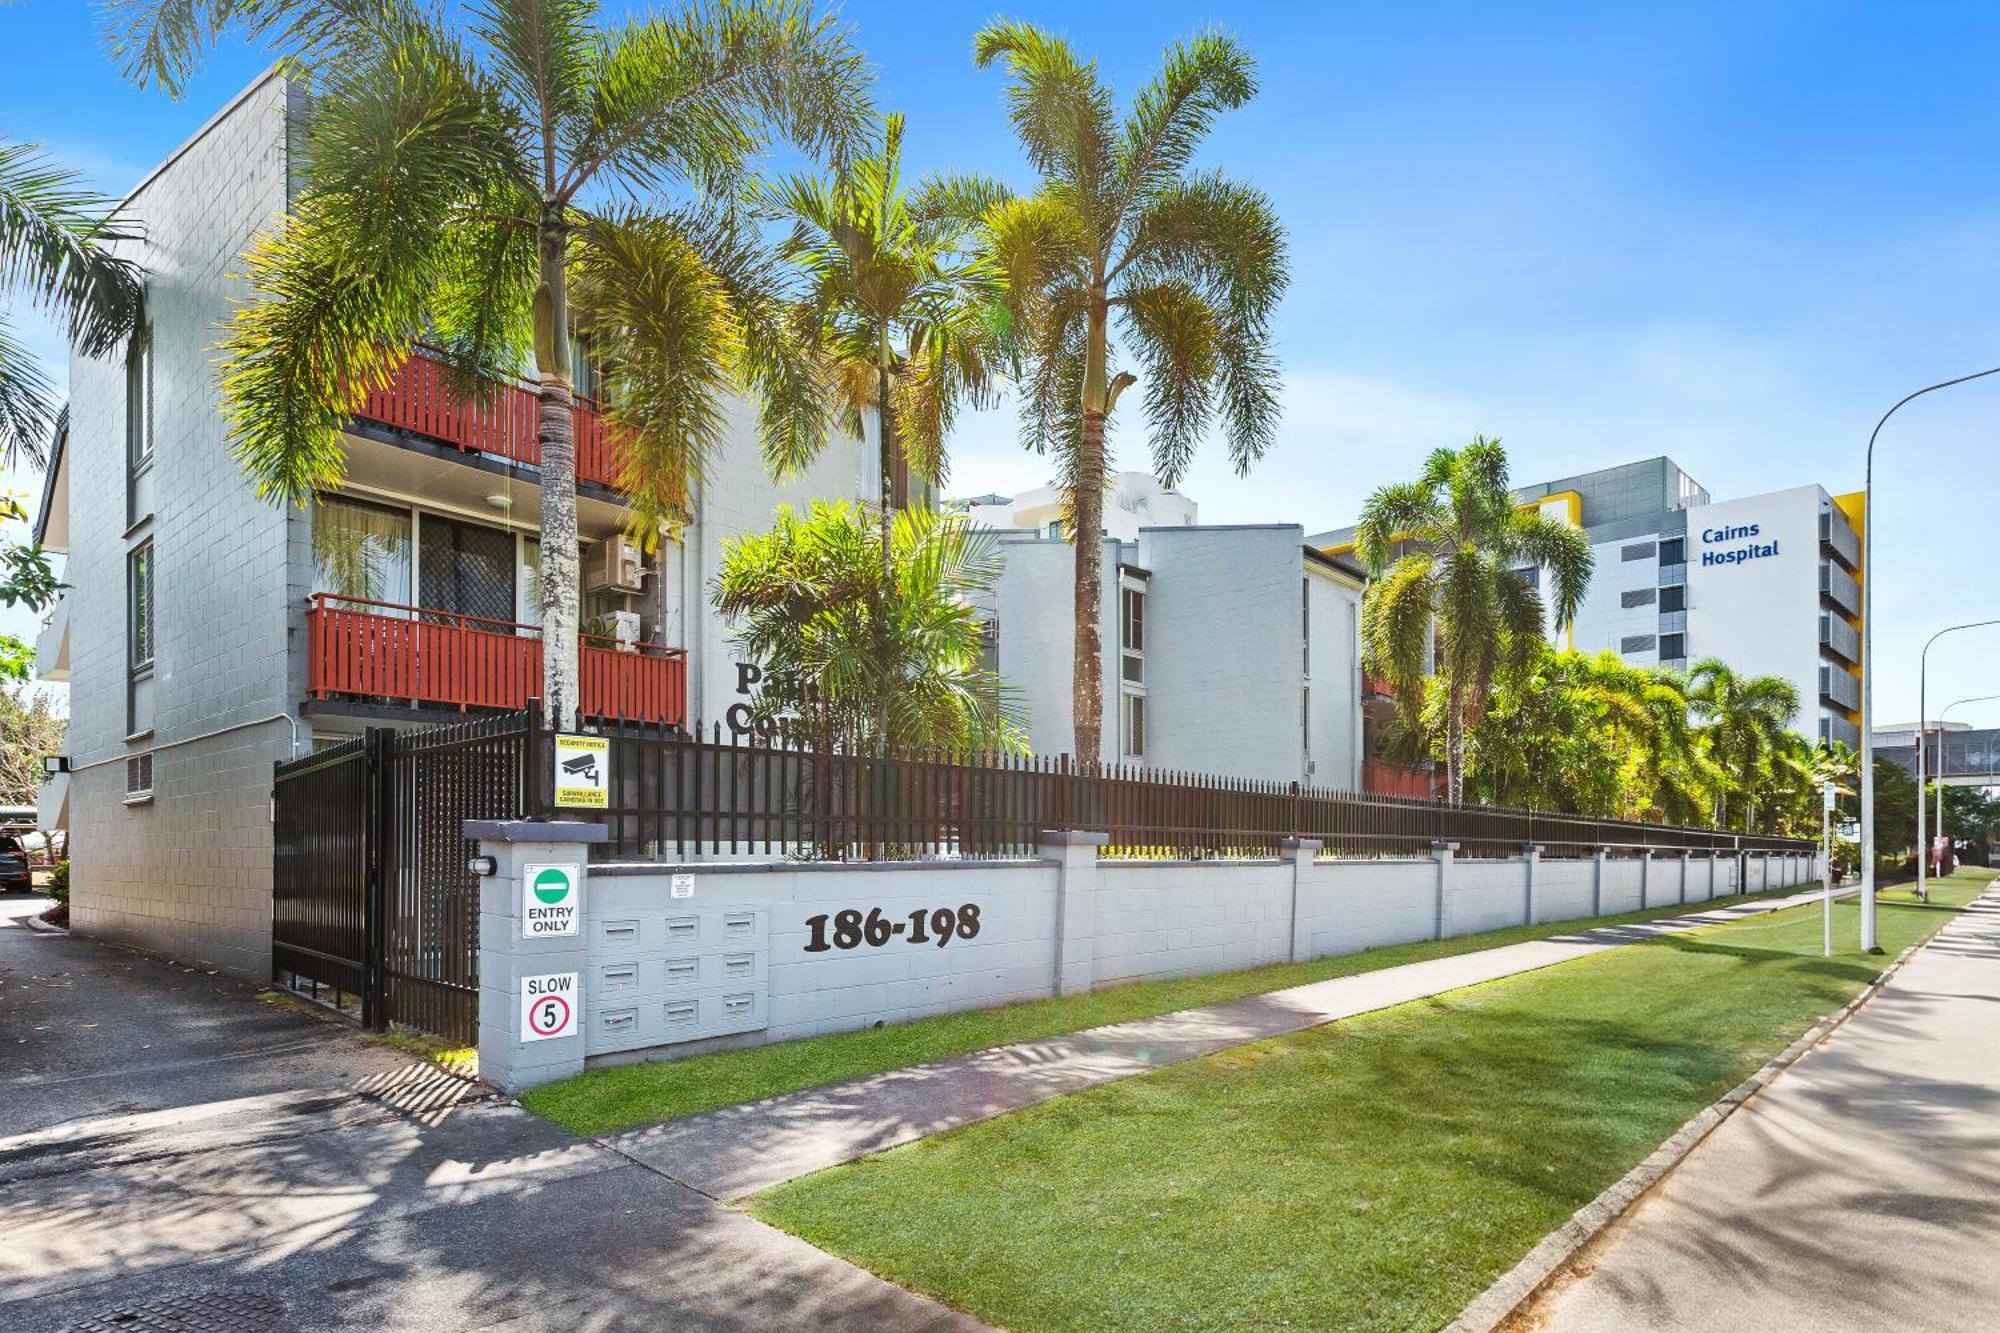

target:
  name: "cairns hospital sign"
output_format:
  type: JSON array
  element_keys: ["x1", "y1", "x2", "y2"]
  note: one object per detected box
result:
[{"x1": 1699, "y1": 521, "x2": 1782, "y2": 568}]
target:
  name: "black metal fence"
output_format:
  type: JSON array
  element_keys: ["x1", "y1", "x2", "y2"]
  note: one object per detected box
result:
[
  {"x1": 274, "y1": 710, "x2": 1808, "y2": 1041},
  {"x1": 273, "y1": 711, "x2": 529, "y2": 1043},
  {"x1": 533, "y1": 721, "x2": 1814, "y2": 863}
]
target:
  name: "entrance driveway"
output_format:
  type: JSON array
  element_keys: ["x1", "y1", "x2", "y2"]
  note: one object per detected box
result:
[{"x1": 0, "y1": 896, "x2": 976, "y2": 1332}]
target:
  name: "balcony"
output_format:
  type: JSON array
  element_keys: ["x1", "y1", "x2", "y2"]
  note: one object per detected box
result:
[
  {"x1": 33, "y1": 594, "x2": 68, "y2": 682},
  {"x1": 1820, "y1": 612, "x2": 1860, "y2": 666},
  {"x1": 306, "y1": 594, "x2": 685, "y2": 727},
  {"x1": 1819, "y1": 507, "x2": 1860, "y2": 570},
  {"x1": 354, "y1": 345, "x2": 627, "y2": 493},
  {"x1": 1362, "y1": 669, "x2": 1399, "y2": 700},
  {"x1": 1364, "y1": 758, "x2": 1435, "y2": 800},
  {"x1": 1819, "y1": 663, "x2": 1861, "y2": 712},
  {"x1": 1819, "y1": 559, "x2": 1860, "y2": 617}
]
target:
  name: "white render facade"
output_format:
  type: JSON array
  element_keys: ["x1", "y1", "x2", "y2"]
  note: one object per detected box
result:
[
  {"x1": 974, "y1": 517, "x2": 1367, "y2": 788},
  {"x1": 35, "y1": 72, "x2": 890, "y2": 977}
]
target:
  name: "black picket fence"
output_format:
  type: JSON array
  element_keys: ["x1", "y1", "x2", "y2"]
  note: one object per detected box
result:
[
  {"x1": 530, "y1": 719, "x2": 1814, "y2": 863},
  {"x1": 273, "y1": 707, "x2": 1809, "y2": 1039}
]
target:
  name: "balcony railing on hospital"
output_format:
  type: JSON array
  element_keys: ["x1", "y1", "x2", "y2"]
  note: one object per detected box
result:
[
  {"x1": 305, "y1": 593, "x2": 685, "y2": 728},
  {"x1": 353, "y1": 344, "x2": 626, "y2": 492}
]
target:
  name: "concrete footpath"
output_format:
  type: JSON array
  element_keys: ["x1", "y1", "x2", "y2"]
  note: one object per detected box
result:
[
  {"x1": 1517, "y1": 889, "x2": 2000, "y2": 1333},
  {"x1": 0, "y1": 896, "x2": 976, "y2": 1333},
  {"x1": 612, "y1": 882, "x2": 1855, "y2": 1200}
]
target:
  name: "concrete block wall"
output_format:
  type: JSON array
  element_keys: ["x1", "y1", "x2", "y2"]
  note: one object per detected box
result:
[
  {"x1": 472, "y1": 822, "x2": 1822, "y2": 1092},
  {"x1": 1600, "y1": 857, "x2": 1647, "y2": 914}
]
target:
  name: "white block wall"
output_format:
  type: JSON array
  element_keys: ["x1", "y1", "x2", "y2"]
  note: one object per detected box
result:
[{"x1": 1092, "y1": 861, "x2": 1294, "y2": 986}]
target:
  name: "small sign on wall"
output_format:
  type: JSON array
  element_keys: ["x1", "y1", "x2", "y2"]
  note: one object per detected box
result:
[
  {"x1": 522, "y1": 864, "x2": 581, "y2": 937},
  {"x1": 521, "y1": 971, "x2": 580, "y2": 1042},
  {"x1": 554, "y1": 734, "x2": 609, "y2": 808},
  {"x1": 670, "y1": 873, "x2": 694, "y2": 900}
]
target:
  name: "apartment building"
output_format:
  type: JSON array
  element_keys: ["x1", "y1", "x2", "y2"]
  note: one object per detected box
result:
[
  {"x1": 35, "y1": 72, "x2": 888, "y2": 977},
  {"x1": 1315, "y1": 456, "x2": 1866, "y2": 750},
  {"x1": 968, "y1": 477, "x2": 1367, "y2": 787}
]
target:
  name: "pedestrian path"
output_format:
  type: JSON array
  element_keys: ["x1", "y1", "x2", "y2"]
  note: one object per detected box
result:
[
  {"x1": 1513, "y1": 887, "x2": 2000, "y2": 1333},
  {"x1": 609, "y1": 883, "x2": 1853, "y2": 1200}
]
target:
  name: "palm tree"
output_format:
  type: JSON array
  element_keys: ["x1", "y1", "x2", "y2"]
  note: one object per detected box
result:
[
  {"x1": 713, "y1": 499, "x2": 1022, "y2": 752},
  {"x1": 1686, "y1": 657, "x2": 1800, "y2": 830},
  {"x1": 975, "y1": 22, "x2": 1288, "y2": 765},
  {"x1": 758, "y1": 112, "x2": 1006, "y2": 569},
  {"x1": 104, "y1": 0, "x2": 870, "y2": 728},
  {"x1": 0, "y1": 140, "x2": 143, "y2": 467},
  {"x1": 1357, "y1": 437, "x2": 1592, "y2": 805}
]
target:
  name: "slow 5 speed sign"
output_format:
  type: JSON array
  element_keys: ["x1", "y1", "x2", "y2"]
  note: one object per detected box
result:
[{"x1": 521, "y1": 972, "x2": 580, "y2": 1043}]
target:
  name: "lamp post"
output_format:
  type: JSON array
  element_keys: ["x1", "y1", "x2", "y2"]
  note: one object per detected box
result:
[
  {"x1": 1916, "y1": 621, "x2": 2000, "y2": 903},
  {"x1": 1860, "y1": 367, "x2": 2000, "y2": 951},
  {"x1": 1931, "y1": 691, "x2": 2000, "y2": 880}
]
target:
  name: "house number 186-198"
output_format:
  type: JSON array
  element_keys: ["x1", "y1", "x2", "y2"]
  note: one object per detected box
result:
[{"x1": 803, "y1": 904, "x2": 981, "y2": 952}]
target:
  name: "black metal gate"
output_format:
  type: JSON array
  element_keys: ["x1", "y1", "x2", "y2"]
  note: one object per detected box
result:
[{"x1": 272, "y1": 711, "x2": 530, "y2": 1043}]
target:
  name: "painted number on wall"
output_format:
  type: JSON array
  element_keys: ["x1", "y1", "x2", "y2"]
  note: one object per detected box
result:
[{"x1": 802, "y1": 904, "x2": 981, "y2": 953}]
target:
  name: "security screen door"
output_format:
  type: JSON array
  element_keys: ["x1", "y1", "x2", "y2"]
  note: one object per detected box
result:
[{"x1": 419, "y1": 515, "x2": 516, "y2": 625}]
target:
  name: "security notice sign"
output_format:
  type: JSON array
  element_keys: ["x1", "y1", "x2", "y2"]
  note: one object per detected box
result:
[
  {"x1": 554, "y1": 734, "x2": 609, "y2": 808},
  {"x1": 521, "y1": 972, "x2": 580, "y2": 1042},
  {"x1": 522, "y1": 864, "x2": 581, "y2": 938}
]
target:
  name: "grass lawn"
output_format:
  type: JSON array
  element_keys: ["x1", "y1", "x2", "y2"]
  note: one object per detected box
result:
[
  {"x1": 526, "y1": 880, "x2": 1821, "y2": 1135},
  {"x1": 752, "y1": 869, "x2": 1994, "y2": 1333}
]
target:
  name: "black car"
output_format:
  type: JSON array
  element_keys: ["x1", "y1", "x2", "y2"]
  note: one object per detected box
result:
[{"x1": 0, "y1": 835, "x2": 30, "y2": 894}]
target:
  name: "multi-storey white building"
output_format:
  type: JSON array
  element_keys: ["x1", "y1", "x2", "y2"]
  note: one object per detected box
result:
[
  {"x1": 1315, "y1": 456, "x2": 1865, "y2": 749},
  {"x1": 32, "y1": 71, "x2": 894, "y2": 977},
  {"x1": 967, "y1": 477, "x2": 1367, "y2": 787}
]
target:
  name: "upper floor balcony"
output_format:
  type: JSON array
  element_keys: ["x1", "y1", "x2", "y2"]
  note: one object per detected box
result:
[
  {"x1": 33, "y1": 594, "x2": 68, "y2": 683},
  {"x1": 1819, "y1": 506, "x2": 1860, "y2": 571},
  {"x1": 1819, "y1": 559, "x2": 1861, "y2": 617},
  {"x1": 353, "y1": 345, "x2": 628, "y2": 494},
  {"x1": 306, "y1": 593, "x2": 685, "y2": 728}
]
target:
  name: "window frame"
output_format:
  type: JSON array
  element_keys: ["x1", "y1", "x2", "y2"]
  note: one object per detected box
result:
[{"x1": 128, "y1": 540, "x2": 155, "y2": 673}]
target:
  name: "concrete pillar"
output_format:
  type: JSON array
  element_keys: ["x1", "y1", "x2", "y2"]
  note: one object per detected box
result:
[
  {"x1": 1433, "y1": 841, "x2": 1458, "y2": 940},
  {"x1": 1044, "y1": 830, "x2": 1109, "y2": 996},
  {"x1": 1679, "y1": 851, "x2": 1691, "y2": 906},
  {"x1": 1640, "y1": 849, "x2": 1655, "y2": 908},
  {"x1": 1523, "y1": 843, "x2": 1543, "y2": 925},
  {"x1": 1592, "y1": 845, "x2": 1610, "y2": 916},
  {"x1": 1282, "y1": 837, "x2": 1324, "y2": 963},
  {"x1": 468, "y1": 819, "x2": 608, "y2": 1095}
]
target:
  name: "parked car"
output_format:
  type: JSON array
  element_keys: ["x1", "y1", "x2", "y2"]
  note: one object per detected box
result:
[{"x1": 0, "y1": 835, "x2": 30, "y2": 894}]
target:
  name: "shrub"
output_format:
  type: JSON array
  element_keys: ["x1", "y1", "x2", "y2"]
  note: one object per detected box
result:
[{"x1": 48, "y1": 858, "x2": 68, "y2": 904}]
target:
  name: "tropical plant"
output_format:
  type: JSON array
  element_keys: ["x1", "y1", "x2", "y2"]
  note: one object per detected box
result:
[
  {"x1": 0, "y1": 683, "x2": 63, "y2": 804},
  {"x1": 975, "y1": 22, "x2": 1288, "y2": 765},
  {"x1": 0, "y1": 139, "x2": 144, "y2": 468},
  {"x1": 103, "y1": 0, "x2": 871, "y2": 727},
  {"x1": 758, "y1": 111, "x2": 1005, "y2": 567},
  {"x1": 1356, "y1": 437, "x2": 1592, "y2": 805},
  {"x1": 712, "y1": 499, "x2": 1022, "y2": 753},
  {"x1": 1686, "y1": 657, "x2": 1801, "y2": 830}
]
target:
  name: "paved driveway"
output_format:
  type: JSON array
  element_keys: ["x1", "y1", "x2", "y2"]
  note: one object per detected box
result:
[{"x1": 0, "y1": 896, "x2": 976, "y2": 1333}]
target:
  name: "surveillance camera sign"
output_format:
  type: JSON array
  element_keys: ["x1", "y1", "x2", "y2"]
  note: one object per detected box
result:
[
  {"x1": 522, "y1": 864, "x2": 580, "y2": 938},
  {"x1": 554, "y1": 734, "x2": 609, "y2": 808},
  {"x1": 521, "y1": 971, "x2": 579, "y2": 1043}
]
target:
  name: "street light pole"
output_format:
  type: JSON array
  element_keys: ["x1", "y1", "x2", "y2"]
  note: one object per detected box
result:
[
  {"x1": 1932, "y1": 692, "x2": 2000, "y2": 878},
  {"x1": 1916, "y1": 621, "x2": 2000, "y2": 903},
  {"x1": 1860, "y1": 366, "x2": 2000, "y2": 952}
]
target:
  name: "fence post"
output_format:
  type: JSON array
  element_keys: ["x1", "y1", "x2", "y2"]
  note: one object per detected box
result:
[
  {"x1": 1523, "y1": 843, "x2": 1542, "y2": 926},
  {"x1": 362, "y1": 726, "x2": 395, "y2": 1031},
  {"x1": 1044, "y1": 830, "x2": 1108, "y2": 997},
  {"x1": 1640, "y1": 848, "x2": 1654, "y2": 908},
  {"x1": 1679, "y1": 851, "x2": 1691, "y2": 906},
  {"x1": 1592, "y1": 845, "x2": 1609, "y2": 916},
  {"x1": 468, "y1": 818, "x2": 607, "y2": 1095},
  {"x1": 1282, "y1": 837, "x2": 1324, "y2": 962},
  {"x1": 1432, "y1": 840, "x2": 1457, "y2": 940}
]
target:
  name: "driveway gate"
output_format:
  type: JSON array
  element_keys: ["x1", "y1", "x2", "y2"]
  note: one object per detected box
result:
[{"x1": 271, "y1": 710, "x2": 530, "y2": 1042}]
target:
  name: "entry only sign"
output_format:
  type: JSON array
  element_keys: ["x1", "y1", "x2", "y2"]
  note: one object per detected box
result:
[
  {"x1": 521, "y1": 971, "x2": 580, "y2": 1043},
  {"x1": 554, "y1": 733, "x2": 609, "y2": 808},
  {"x1": 522, "y1": 863, "x2": 581, "y2": 938}
]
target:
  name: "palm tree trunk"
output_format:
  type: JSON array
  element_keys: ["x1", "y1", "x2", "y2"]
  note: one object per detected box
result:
[
  {"x1": 1072, "y1": 408, "x2": 1107, "y2": 769},
  {"x1": 1445, "y1": 685, "x2": 1466, "y2": 806},
  {"x1": 534, "y1": 211, "x2": 581, "y2": 731},
  {"x1": 876, "y1": 338, "x2": 894, "y2": 758}
]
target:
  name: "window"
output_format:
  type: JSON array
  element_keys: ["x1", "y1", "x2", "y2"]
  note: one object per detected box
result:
[
  {"x1": 1660, "y1": 632, "x2": 1686, "y2": 661},
  {"x1": 128, "y1": 542, "x2": 155, "y2": 670},
  {"x1": 1301, "y1": 685, "x2": 1311, "y2": 758},
  {"x1": 312, "y1": 498, "x2": 412, "y2": 605},
  {"x1": 1120, "y1": 586, "x2": 1145, "y2": 685},
  {"x1": 1621, "y1": 541, "x2": 1657, "y2": 563},
  {"x1": 1122, "y1": 692, "x2": 1145, "y2": 760},
  {"x1": 1660, "y1": 584, "x2": 1686, "y2": 613},
  {"x1": 1301, "y1": 577, "x2": 1310, "y2": 674},
  {"x1": 1620, "y1": 633, "x2": 1657, "y2": 655},
  {"x1": 1512, "y1": 565, "x2": 1541, "y2": 590},
  {"x1": 126, "y1": 326, "x2": 154, "y2": 524},
  {"x1": 125, "y1": 753, "x2": 153, "y2": 801},
  {"x1": 1621, "y1": 587, "x2": 1657, "y2": 608},
  {"x1": 1659, "y1": 537, "x2": 1685, "y2": 566}
]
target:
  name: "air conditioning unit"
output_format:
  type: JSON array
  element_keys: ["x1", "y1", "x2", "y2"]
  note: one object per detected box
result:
[
  {"x1": 608, "y1": 610, "x2": 642, "y2": 649},
  {"x1": 587, "y1": 535, "x2": 644, "y2": 594}
]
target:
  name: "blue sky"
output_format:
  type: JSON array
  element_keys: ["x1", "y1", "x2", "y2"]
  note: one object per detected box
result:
[{"x1": 5, "y1": 0, "x2": 2000, "y2": 725}]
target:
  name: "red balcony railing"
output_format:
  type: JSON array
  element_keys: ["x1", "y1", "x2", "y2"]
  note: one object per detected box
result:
[
  {"x1": 1364, "y1": 758, "x2": 1436, "y2": 801},
  {"x1": 355, "y1": 345, "x2": 624, "y2": 491},
  {"x1": 307, "y1": 593, "x2": 685, "y2": 727}
]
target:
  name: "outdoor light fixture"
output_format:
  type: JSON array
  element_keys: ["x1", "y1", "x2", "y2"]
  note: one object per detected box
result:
[
  {"x1": 43, "y1": 754, "x2": 68, "y2": 776},
  {"x1": 467, "y1": 855, "x2": 498, "y2": 877}
]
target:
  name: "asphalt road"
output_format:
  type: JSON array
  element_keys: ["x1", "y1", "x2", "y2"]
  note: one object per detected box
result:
[{"x1": 0, "y1": 895, "x2": 977, "y2": 1333}]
